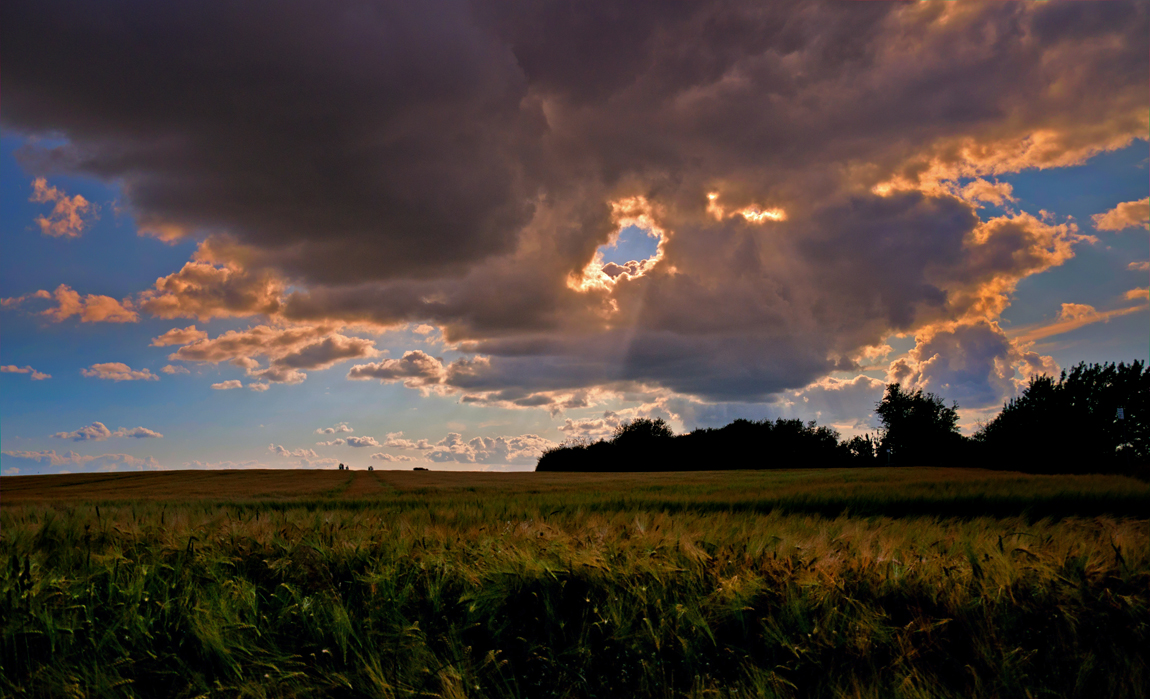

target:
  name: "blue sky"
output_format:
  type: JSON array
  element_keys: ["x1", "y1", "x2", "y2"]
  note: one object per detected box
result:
[{"x1": 2, "y1": 0, "x2": 1147, "y2": 475}]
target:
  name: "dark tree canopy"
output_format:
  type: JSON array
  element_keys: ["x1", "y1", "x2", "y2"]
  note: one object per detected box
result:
[
  {"x1": 536, "y1": 362, "x2": 1146, "y2": 473},
  {"x1": 874, "y1": 384, "x2": 963, "y2": 466},
  {"x1": 977, "y1": 361, "x2": 1148, "y2": 473},
  {"x1": 536, "y1": 417, "x2": 850, "y2": 472},
  {"x1": 612, "y1": 418, "x2": 675, "y2": 445}
]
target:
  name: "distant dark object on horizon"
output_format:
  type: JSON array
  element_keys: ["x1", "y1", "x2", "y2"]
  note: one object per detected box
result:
[
  {"x1": 536, "y1": 416, "x2": 852, "y2": 472},
  {"x1": 537, "y1": 361, "x2": 1147, "y2": 475},
  {"x1": 413, "y1": 466, "x2": 429, "y2": 471}
]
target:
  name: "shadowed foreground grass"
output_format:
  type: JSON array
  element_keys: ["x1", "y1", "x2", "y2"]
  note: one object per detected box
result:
[{"x1": 2, "y1": 468, "x2": 1148, "y2": 698}]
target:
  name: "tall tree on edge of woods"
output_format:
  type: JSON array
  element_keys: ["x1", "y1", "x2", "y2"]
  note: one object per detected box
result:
[{"x1": 874, "y1": 384, "x2": 962, "y2": 466}]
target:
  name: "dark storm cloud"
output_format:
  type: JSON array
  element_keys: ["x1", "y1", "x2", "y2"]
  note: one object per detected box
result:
[
  {"x1": 5, "y1": 0, "x2": 540, "y2": 281},
  {"x1": 4, "y1": 0, "x2": 1147, "y2": 405}
]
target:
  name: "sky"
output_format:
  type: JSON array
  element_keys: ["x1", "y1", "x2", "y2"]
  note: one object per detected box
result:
[{"x1": 2, "y1": 0, "x2": 1148, "y2": 475}]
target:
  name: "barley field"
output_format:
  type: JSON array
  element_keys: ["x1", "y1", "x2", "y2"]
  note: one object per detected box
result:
[{"x1": 2, "y1": 468, "x2": 1148, "y2": 698}]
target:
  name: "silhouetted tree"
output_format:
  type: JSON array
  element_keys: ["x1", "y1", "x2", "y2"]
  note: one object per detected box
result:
[
  {"x1": 538, "y1": 365, "x2": 1146, "y2": 473},
  {"x1": 977, "y1": 361, "x2": 1148, "y2": 474},
  {"x1": 538, "y1": 416, "x2": 851, "y2": 471},
  {"x1": 844, "y1": 433, "x2": 879, "y2": 465},
  {"x1": 612, "y1": 417, "x2": 674, "y2": 444},
  {"x1": 875, "y1": 384, "x2": 962, "y2": 465}
]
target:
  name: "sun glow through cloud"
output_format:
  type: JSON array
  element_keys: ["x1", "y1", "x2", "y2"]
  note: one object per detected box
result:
[
  {"x1": 568, "y1": 196, "x2": 670, "y2": 295},
  {"x1": 706, "y1": 192, "x2": 787, "y2": 223}
]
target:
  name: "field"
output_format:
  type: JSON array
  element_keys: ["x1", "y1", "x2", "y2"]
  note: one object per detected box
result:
[{"x1": 2, "y1": 467, "x2": 1148, "y2": 698}]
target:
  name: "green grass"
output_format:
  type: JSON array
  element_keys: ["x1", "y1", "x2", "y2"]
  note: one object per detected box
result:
[{"x1": 2, "y1": 468, "x2": 1148, "y2": 698}]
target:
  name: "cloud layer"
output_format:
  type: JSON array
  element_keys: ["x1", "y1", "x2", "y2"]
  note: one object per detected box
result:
[
  {"x1": 4, "y1": 0, "x2": 1146, "y2": 413},
  {"x1": 51, "y1": 422, "x2": 163, "y2": 442}
]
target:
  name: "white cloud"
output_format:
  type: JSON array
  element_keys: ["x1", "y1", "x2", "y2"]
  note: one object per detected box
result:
[
  {"x1": 50, "y1": 422, "x2": 164, "y2": 441},
  {"x1": 248, "y1": 382, "x2": 270, "y2": 391},
  {"x1": 161, "y1": 364, "x2": 190, "y2": 375},
  {"x1": 267, "y1": 444, "x2": 318, "y2": 458},
  {"x1": 115, "y1": 426, "x2": 164, "y2": 439},
  {"x1": 371, "y1": 453, "x2": 418, "y2": 462},
  {"x1": 316, "y1": 423, "x2": 354, "y2": 434},
  {"x1": 888, "y1": 320, "x2": 1059, "y2": 409},
  {"x1": 211, "y1": 379, "x2": 242, "y2": 390},
  {"x1": 316, "y1": 438, "x2": 347, "y2": 446},
  {"x1": 557, "y1": 411, "x2": 626, "y2": 441},
  {"x1": 382, "y1": 431, "x2": 434, "y2": 449},
  {"x1": 345, "y1": 435, "x2": 381, "y2": 448},
  {"x1": 421, "y1": 432, "x2": 558, "y2": 465},
  {"x1": 1, "y1": 449, "x2": 161, "y2": 472}
]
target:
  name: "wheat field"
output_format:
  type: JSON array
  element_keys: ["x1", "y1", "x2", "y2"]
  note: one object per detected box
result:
[{"x1": 2, "y1": 467, "x2": 1148, "y2": 698}]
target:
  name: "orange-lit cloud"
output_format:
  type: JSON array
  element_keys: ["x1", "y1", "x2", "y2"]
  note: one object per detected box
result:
[
  {"x1": 704, "y1": 192, "x2": 786, "y2": 223},
  {"x1": 29, "y1": 178, "x2": 98, "y2": 238},
  {"x1": 1093, "y1": 198, "x2": 1150, "y2": 231},
  {"x1": 569, "y1": 196, "x2": 669, "y2": 294},
  {"x1": 347, "y1": 350, "x2": 448, "y2": 389},
  {"x1": 168, "y1": 324, "x2": 379, "y2": 384},
  {"x1": 10, "y1": 285, "x2": 139, "y2": 323},
  {"x1": 81, "y1": 362, "x2": 158, "y2": 381},
  {"x1": 1, "y1": 364, "x2": 50, "y2": 380},
  {"x1": 1011, "y1": 301, "x2": 1148, "y2": 344},
  {"x1": 140, "y1": 259, "x2": 283, "y2": 322},
  {"x1": 956, "y1": 179, "x2": 1015, "y2": 208},
  {"x1": 150, "y1": 325, "x2": 209, "y2": 346}
]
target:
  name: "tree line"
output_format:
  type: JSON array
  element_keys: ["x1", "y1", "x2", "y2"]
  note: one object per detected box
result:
[{"x1": 536, "y1": 361, "x2": 1148, "y2": 475}]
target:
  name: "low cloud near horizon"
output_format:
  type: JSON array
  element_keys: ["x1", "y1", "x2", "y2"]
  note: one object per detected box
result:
[{"x1": 51, "y1": 422, "x2": 163, "y2": 442}]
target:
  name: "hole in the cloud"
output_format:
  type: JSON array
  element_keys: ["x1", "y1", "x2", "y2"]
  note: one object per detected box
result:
[
  {"x1": 569, "y1": 195, "x2": 670, "y2": 293},
  {"x1": 598, "y1": 224, "x2": 660, "y2": 266}
]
